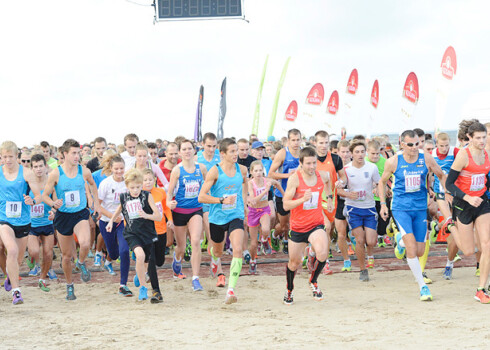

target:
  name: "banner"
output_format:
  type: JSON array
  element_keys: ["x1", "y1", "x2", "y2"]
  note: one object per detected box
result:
[
  {"x1": 268, "y1": 57, "x2": 291, "y2": 137},
  {"x1": 252, "y1": 55, "x2": 269, "y2": 135},
  {"x1": 346, "y1": 69, "x2": 358, "y2": 95},
  {"x1": 194, "y1": 85, "x2": 204, "y2": 142},
  {"x1": 435, "y1": 46, "x2": 457, "y2": 133},
  {"x1": 401, "y1": 72, "x2": 419, "y2": 127},
  {"x1": 285, "y1": 100, "x2": 298, "y2": 122},
  {"x1": 367, "y1": 80, "x2": 379, "y2": 138},
  {"x1": 370, "y1": 80, "x2": 379, "y2": 109},
  {"x1": 217, "y1": 77, "x2": 227, "y2": 139},
  {"x1": 441, "y1": 46, "x2": 457, "y2": 80},
  {"x1": 305, "y1": 83, "x2": 325, "y2": 105},
  {"x1": 327, "y1": 90, "x2": 339, "y2": 115}
]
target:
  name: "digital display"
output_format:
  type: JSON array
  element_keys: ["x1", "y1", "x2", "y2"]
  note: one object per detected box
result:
[{"x1": 156, "y1": 0, "x2": 243, "y2": 20}]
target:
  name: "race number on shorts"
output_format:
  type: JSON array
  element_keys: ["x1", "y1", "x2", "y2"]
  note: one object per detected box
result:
[
  {"x1": 470, "y1": 174, "x2": 485, "y2": 192},
  {"x1": 126, "y1": 199, "x2": 142, "y2": 220},
  {"x1": 6, "y1": 201, "x2": 22, "y2": 218},
  {"x1": 31, "y1": 204, "x2": 44, "y2": 219},
  {"x1": 65, "y1": 190, "x2": 81, "y2": 208},
  {"x1": 405, "y1": 174, "x2": 421, "y2": 192},
  {"x1": 303, "y1": 191, "x2": 319, "y2": 210}
]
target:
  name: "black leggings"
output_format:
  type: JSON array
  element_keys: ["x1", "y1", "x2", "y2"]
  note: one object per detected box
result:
[
  {"x1": 143, "y1": 243, "x2": 160, "y2": 293},
  {"x1": 152, "y1": 233, "x2": 167, "y2": 267}
]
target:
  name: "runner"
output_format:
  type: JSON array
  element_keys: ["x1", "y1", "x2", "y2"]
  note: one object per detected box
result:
[
  {"x1": 40, "y1": 141, "x2": 58, "y2": 170},
  {"x1": 166, "y1": 140, "x2": 206, "y2": 290},
  {"x1": 378, "y1": 130, "x2": 446, "y2": 301},
  {"x1": 445, "y1": 120, "x2": 490, "y2": 303},
  {"x1": 42, "y1": 139, "x2": 101, "y2": 301},
  {"x1": 86, "y1": 137, "x2": 107, "y2": 173},
  {"x1": 121, "y1": 133, "x2": 139, "y2": 170},
  {"x1": 0, "y1": 141, "x2": 42, "y2": 304},
  {"x1": 133, "y1": 143, "x2": 169, "y2": 189},
  {"x1": 198, "y1": 138, "x2": 248, "y2": 304},
  {"x1": 282, "y1": 147, "x2": 333, "y2": 305},
  {"x1": 105, "y1": 169, "x2": 163, "y2": 303}
]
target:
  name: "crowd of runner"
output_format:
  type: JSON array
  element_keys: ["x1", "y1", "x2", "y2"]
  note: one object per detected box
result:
[{"x1": 1, "y1": 119, "x2": 489, "y2": 306}]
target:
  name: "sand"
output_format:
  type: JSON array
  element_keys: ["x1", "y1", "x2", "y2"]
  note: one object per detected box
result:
[{"x1": 1, "y1": 266, "x2": 489, "y2": 349}]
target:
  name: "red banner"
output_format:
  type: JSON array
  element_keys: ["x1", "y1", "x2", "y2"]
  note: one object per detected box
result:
[
  {"x1": 402, "y1": 72, "x2": 419, "y2": 104},
  {"x1": 327, "y1": 90, "x2": 339, "y2": 115},
  {"x1": 305, "y1": 83, "x2": 324, "y2": 105},
  {"x1": 441, "y1": 46, "x2": 457, "y2": 80},
  {"x1": 346, "y1": 69, "x2": 358, "y2": 95},
  {"x1": 371, "y1": 80, "x2": 379, "y2": 108},
  {"x1": 285, "y1": 100, "x2": 298, "y2": 121}
]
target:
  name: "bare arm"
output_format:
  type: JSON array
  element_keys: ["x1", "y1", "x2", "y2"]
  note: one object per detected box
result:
[
  {"x1": 42, "y1": 169, "x2": 62, "y2": 208},
  {"x1": 378, "y1": 157, "x2": 397, "y2": 220},
  {"x1": 268, "y1": 149, "x2": 289, "y2": 180},
  {"x1": 166, "y1": 166, "x2": 180, "y2": 210},
  {"x1": 282, "y1": 174, "x2": 307, "y2": 211},
  {"x1": 140, "y1": 194, "x2": 163, "y2": 222},
  {"x1": 198, "y1": 166, "x2": 221, "y2": 204},
  {"x1": 83, "y1": 167, "x2": 101, "y2": 214}
]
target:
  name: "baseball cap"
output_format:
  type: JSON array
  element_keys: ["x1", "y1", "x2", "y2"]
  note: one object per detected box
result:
[{"x1": 251, "y1": 141, "x2": 265, "y2": 149}]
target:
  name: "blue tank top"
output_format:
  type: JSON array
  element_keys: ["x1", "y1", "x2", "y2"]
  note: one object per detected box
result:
[
  {"x1": 55, "y1": 165, "x2": 87, "y2": 213},
  {"x1": 197, "y1": 150, "x2": 221, "y2": 171},
  {"x1": 392, "y1": 151, "x2": 428, "y2": 211},
  {"x1": 175, "y1": 163, "x2": 203, "y2": 209},
  {"x1": 431, "y1": 147, "x2": 456, "y2": 194},
  {"x1": 92, "y1": 169, "x2": 107, "y2": 188},
  {"x1": 209, "y1": 163, "x2": 244, "y2": 225},
  {"x1": 275, "y1": 147, "x2": 299, "y2": 197},
  {"x1": 30, "y1": 189, "x2": 52, "y2": 228},
  {"x1": 0, "y1": 165, "x2": 30, "y2": 226}
]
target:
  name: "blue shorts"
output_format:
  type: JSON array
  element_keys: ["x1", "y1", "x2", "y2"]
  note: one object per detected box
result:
[
  {"x1": 344, "y1": 206, "x2": 377, "y2": 231},
  {"x1": 392, "y1": 209, "x2": 427, "y2": 243},
  {"x1": 30, "y1": 224, "x2": 54, "y2": 236}
]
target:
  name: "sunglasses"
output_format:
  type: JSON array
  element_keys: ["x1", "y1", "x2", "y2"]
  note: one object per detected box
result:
[
  {"x1": 21, "y1": 160, "x2": 31, "y2": 163},
  {"x1": 404, "y1": 142, "x2": 419, "y2": 148}
]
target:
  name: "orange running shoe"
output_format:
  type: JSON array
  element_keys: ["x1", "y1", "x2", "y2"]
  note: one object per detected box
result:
[
  {"x1": 348, "y1": 245, "x2": 355, "y2": 256},
  {"x1": 173, "y1": 272, "x2": 187, "y2": 280},
  {"x1": 217, "y1": 273, "x2": 226, "y2": 287},
  {"x1": 322, "y1": 262, "x2": 333, "y2": 275},
  {"x1": 474, "y1": 289, "x2": 490, "y2": 304}
]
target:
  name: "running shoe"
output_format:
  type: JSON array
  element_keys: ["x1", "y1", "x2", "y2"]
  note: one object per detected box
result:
[
  {"x1": 150, "y1": 291, "x2": 163, "y2": 303},
  {"x1": 422, "y1": 272, "x2": 432, "y2": 284},
  {"x1": 225, "y1": 247, "x2": 233, "y2": 255},
  {"x1": 309, "y1": 282, "x2": 323, "y2": 300},
  {"x1": 200, "y1": 236, "x2": 208, "y2": 252},
  {"x1": 347, "y1": 245, "x2": 355, "y2": 256},
  {"x1": 359, "y1": 269, "x2": 369, "y2": 282},
  {"x1": 383, "y1": 236, "x2": 391, "y2": 246},
  {"x1": 165, "y1": 247, "x2": 170, "y2": 256},
  {"x1": 420, "y1": 286, "x2": 433, "y2": 301},
  {"x1": 367, "y1": 258, "x2": 375, "y2": 269},
  {"x1": 66, "y1": 284, "x2": 76, "y2": 301},
  {"x1": 4, "y1": 275, "x2": 12, "y2": 292},
  {"x1": 216, "y1": 273, "x2": 226, "y2": 288},
  {"x1": 302, "y1": 256, "x2": 307, "y2": 269},
  {"x1": 474, "y1": 289, "x2": 490, "y2": 304},
  {"x1": 138, "y1": 286, "x2": 148, "y2": 301},
  {"x1": 145, "y1": 272, "x2": 150, "y2": 283},
  {"x1": 76, "y1": 261, "x2": 92, "y2": 282},
  {"x1": 38, "y1": 279, "x2": 50, "y2": 292},
  {"x1": 377, "y1": 237, "x2": 386, "y2": 248},
  {"x1": 26, "y1": 256, "x2": 35, "y2": 270},
  {"x1": 283, "y1": 290, "x2": 294, "y2": 305},
  {"x1": 224, "y1": 289, "x2": 237, "y2": 304},
  {"x1": 342, "y1": 260, "x2": 352, "y2": 272},
  {"x1": 348, "y1": 233, "x2": 356, "y2": 250},
  {"x1": 443, "y1": 266, "x2": 453, "y2": 280},
  {"x1": 12, "y1": 290, "x2": 23, "y2": 305},
  {"x1": 440, "y1": 218, "x2": 455, "y2": 237},
  {"x1": 243, "y1": 251, "x2": 251, "y2": 265},
  {"x1": 475, "y1": 268, "x2": 480, "y2": 277},
  {"x1": 192, "y1": 278, "x2": 204, "y2": 291},
  {"x1": 322, "y1": 262, "x2": 333, "y2": 275},
  {"x1": 119, "y1": 285, "x2": 133, "y2": 297},
  {"x1": 210, "y1": 260, "x2": 218, "y2": 278},
  {"x1": 87, "y1": 250, "x2": 95, "y2": 258},
  {"x1": 386, "y1": 218, "x2": 395, "y2": 237},
  {"x1": 133, "y1": 274, "x2": 140, "y2": 287},
  {"x1": 94, "y1": 253, "x2": 102, "y2": 267},
  {"x1": 394, "y1": 232, "x2": 406, "y2": 259},
  {"x1": 271, "y1": 233, "x2": 280, "y2": 252},
  {"x1": 249, "y1": 262, "x2": 257, "y2": 275},
  {"x1": 28, "y1": 264, "x2": 41, "y2": 277},
  {"x1": 173, "y1": 272, "x2": 187, "y2": 280},
  {"x1": 172, "y1": 253, "x2": 182, "y2": 275},
  {"x1": 257, "y1": 241, "x2": 263, "y2": 256},
  {"x1": 184, "y1": 240, "x2": 191, "y2": 262},
  {"x1": 282, "y1": 240, "x2": 288, "y2": 254},
  {"x1": 47, "y1": 268, "x2": 57, "y2": 280},
  {"x1": 453, "y1": 254, "x2": 462, "y2": 262},
  {"x1": 328, "y1": 249, "x2": 333, "y2": 259},
  {"x1": 104, "y1": 262, "x2": 116, "y2": 276},
  {"x1": 429, "y1": 220, "x2": 439, "y2": 244},
  {"x1": 263, "y1": 239, "x2": 272, "y2": 255}
]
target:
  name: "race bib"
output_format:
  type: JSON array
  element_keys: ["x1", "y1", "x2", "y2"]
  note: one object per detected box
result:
[
  {"x1": 470, "y1": 174, "x2": 485, "y2": 192},
  {"x1": 222, "y1": 194, "x2": 237, "y2": 211},
  {"x1": 155, "y1": 202, "x2": 163, "y2": 215},
  {"x1": 405, "y1": 175, "x2": 421, "y2": 192},
  {"x1": 288, "y1": 167, "x2": 298, "y2": 174},
  {"x1": 184, "y1": 181, "x2": 200, "y2": 199},
  {"x1": 126, "y1": 199, "x2": 142, "y2": 220},
  {"x1": 31, "y1": 204, "x2": 44, "y2": 219},
  {"x1": 303, "y1": 191, "x2": 319, "y2": 210},
  {"x1": 113, "y1": 191, "x2": 124, "y2": 204},
  {"x1": 6, "y1": 201, "x2": 22, "y2": 218},
  {"x1": 257, "y1": 187, "x2": 267, "y2": 202},
  {"x1": 65, "y1": 190, "x2": 81, "y2": 208},
  {"x1": 354, "y1": 189, "x2": 367, "y2": 201}
]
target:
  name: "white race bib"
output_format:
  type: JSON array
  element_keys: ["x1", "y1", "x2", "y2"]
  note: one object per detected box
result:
[
  {"x1": 184, "y1": 181, "x2": 200, "y2": 199},
  {"x1": 256, "y1": 187, "x2": 268, "y2": 202},
  {"x1": 65, "y1": 190, "x2": 81, "y2": 208},
  {"x1": 470, "y1": 174, "x2": 485, "y2": 192},
  {"x1": 288, "y1": 167, "x2": 298, "y2": 174},
  {"x1": 126, "y1": 199, "x2": 142, "y2": 220},
  {"x1": 303, "y1": 191, "x2": 319, "y2": 210},
  {"x1": 6, "y1": 201, "x2": 22, "y2": 218},
  {"x1": 354, "y1": 189, "x2": 367, "y2": 201},
  {"x1": 155, "y1": 202, "x2": 163, "y2": 215},
  {"x1": 31, "y1": 204, "x2": 44, "y2": 219},
  {"x1": 405, "y1": 174, "x2": 421, "y2": 192},
  {"x1": 222, "y1": 194, "x2": 237, "y2": 211}
]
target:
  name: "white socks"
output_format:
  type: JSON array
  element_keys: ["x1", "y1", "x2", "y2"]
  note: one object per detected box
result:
[{"x1": 407, "y1": 257, "x2": 426, "y2": 290}]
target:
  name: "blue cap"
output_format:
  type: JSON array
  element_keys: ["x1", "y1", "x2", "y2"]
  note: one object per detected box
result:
[
  {"x1": 251, "y1": 141, "x2": 265, "y2": 149},
  {"x1": 267, "y1": 136, "x2": 276, "y2": 142}
]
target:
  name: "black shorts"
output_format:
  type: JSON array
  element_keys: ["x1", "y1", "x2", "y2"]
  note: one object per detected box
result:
[
  {"x1": 210, "y1": 218, "x2": 244, "y2": 243},
  {"x1": 53, "y1": 208, "x2": 90, "y2": 236},
  {"x1": 172, "y1": 209, "x2": 203, "y2": 227},
  {"x1": 268, "y1": 190, "x2": 274, "y2": 201},
  {"x1": 452, "y1": 196, "x2": 490, "y2": 225},
  {"x1": 0, "y1": 222, "x2": 31, "y2": 239},
  {"x1": 125, "y1": 235, "x2": 156, "y2": 263},
  {"x1": 288, "y1": 225, "x2": 325, "y2": 244},
  {"x1": 275, "y1": 196, "x2": 290, "y2": 217},
  {"x1": 30, "y1": 224, "x2": 55, "y2": 237},
  {"x1": 335, "y1": 198, "x2": 346, "y2": 220}
]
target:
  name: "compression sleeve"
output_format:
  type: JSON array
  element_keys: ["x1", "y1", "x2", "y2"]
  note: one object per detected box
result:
[{"x1": 446, "y1": 169, "x2": 466, "y2": 199}]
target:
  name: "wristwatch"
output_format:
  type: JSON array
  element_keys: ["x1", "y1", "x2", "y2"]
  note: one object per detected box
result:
[
  {"x1": 327, "y1": 195, "x2": 333, "y2": 199},
  {"x1": 219, "y1": 197, "x2": 224, "y2": 204}
]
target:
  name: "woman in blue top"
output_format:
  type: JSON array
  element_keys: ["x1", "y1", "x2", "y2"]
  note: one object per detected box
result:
[
  {"x1": 167, "y1": 139, "x2": 207, "y2": 291},
  {"x1": 0, "y1": 141, "x2": 42, "y2": 305},
  {"x1": 42, "y1": 139, "x2": 101, "y2": 301}
]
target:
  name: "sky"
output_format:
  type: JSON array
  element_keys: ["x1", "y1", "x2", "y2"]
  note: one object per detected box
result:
[{"x1": 1, "y1": 0, "x2": 490, "y2": 147}]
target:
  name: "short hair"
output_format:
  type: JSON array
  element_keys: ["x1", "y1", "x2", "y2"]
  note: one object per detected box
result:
[
  {"x1": 299, "y1": 147, "x2": 316, "y2": 163},
  {"x1": 61, "y1": 139, "x2": 80, "y2": 154},
  {"x1": 352, "y1": 134, "x2": 366, "y2": 142},
  {"x1": 166, "y1": 142, "x2": 178, "y2": 150},
  {"x1": 174, "y1": 136, "x2": 186, "y2": 147},
  {"x1": 94, "y1": 137, "x2": 107, "y2": 145},
  {"x1": 237, "y1": 138, "x2": 249, "y2": 145},
  {"x1": 413, "y1": 128, "x2": 425, "y2": 137},
  {"x1": 288, "y1": 129, "x2": 301, "y2": 139},
  {"x1": 436, "y1": 132, "x2": 450, "y2": 142},
  {"x1": 250, "y1": 160, "x2": 263, "y2": 173},
  {"x1": 367, "y1": 140, "x2": 380, "y2": 150},
  {"x1": 124, "y1": 168, "x2": 143, "y2": 186},
  {"x1": 147, "y1": 142, "x2": 157, "y2": 150},
  {"x1": 338, "y1": 140, "x2": 350, "y2": 149},
  {"x1": 314, "y1": 130, "x2": 329, "y2": 142},
  {"x1": 349, "y1": 141, "x2": 366, "y2": 153},
  {"x1": 273, "y1": 141, "x2": 283, "y2": 151},
  {"x1": 400, "y1": 130, "x2": 416, "y2": 142},
  {"x1": 123, "y1": 133, "x2": 139, "y2": 145},
  {"x1": 141, "y1": 168, "x2": 155, "y2": 178},
  {"x1": 31, "y1": 153, "x2": 46, "y2": 165},
  {"x1": 0, "y1": 141, "x2": 18, "y2": 155},
  {"x1": 219, "y1": 138, "x2": 236, "y2": 153},
  {"x1": 425, "y1": 139, "x2": 435, "y2": 147},
  {"x1": 203, "y1": 132, "x2": 217, "y2": 144},
  {"x1": 135, "y1": 142, "x2": 148, "y2": 153},
  {"x1": 40, "y1": 141, "x2": 50, "y2": 148},
  {"x1": 330, "y1": 140, "x2": 339, "y2": 150},
  {"x1": 82, "y1": 143, "x2": 91, "y2": 149},
  {"x1": 179, "y1": 139, "x2": 195, "y2": 150},
  {"x1": 468, "y1": 121, "x2": 487, "y2": 137}
]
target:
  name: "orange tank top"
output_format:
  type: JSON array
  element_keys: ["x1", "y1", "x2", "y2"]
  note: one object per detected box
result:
[
  {"x1": 317, "y1": 152, "x2": 338, "y2": 207},
  {"x1": 455, "y1": 148, "x2": 490, "y2": 197},
  {"x1": 290, "y1": 170, "x2": 324, "y2": 232}
]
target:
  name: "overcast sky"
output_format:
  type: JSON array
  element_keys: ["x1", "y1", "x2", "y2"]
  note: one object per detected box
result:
[{"x1": 1, "y1": 0, "x2": 490, "y2": 146}]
